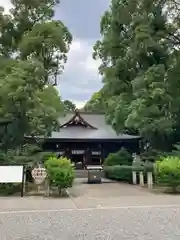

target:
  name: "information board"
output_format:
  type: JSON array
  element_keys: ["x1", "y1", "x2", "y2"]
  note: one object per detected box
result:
[{"x1": 0, "y1": 165, "x2": 23, "y2": 183}]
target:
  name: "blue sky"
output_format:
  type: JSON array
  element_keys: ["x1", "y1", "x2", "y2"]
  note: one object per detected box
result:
[{"x1": 2, "y1": 0, "x2": 110, "y2": 108}]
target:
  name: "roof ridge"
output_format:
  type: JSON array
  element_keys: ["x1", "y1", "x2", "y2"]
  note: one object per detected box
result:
[
  {"x1": 79, "y1": 111, "x2": 105, "y2": 115},
  {"x1": 60, "y1": 110, "x2": 98, "y2": 129},
  {"x1": 63, "y1": 110, "x2": 105, "y2": 115}
]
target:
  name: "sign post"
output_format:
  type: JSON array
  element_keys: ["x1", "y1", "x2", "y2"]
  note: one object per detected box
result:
[
  {"x1": 21, "y1": 166, "x2": 25, "y2": 197},
  {"x1": 0, "y1": 165, "x2": 24, "y2": 197}
]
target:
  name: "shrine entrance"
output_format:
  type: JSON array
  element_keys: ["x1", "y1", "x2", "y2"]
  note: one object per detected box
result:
[
  {"x1": 91, "y1": 156, "x2": 101, "y2": 165},
  {"x1": 57, "y1": 146, "x2": 103, "y2": 169},
  {"x1": 71, "y1": 150, "x2": 85, "y2": 169},
  {"x1": 90, "y1": 150, "x2": 101, "y2": 165}
]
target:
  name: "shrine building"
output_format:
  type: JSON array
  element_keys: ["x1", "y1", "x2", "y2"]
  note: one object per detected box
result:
[{"x1": 41, "y1": 110, "x2": 141, "y2": 168}]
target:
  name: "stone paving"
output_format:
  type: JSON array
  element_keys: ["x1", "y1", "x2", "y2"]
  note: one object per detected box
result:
[{"x1": 1, "y1": 180, "x2": 180, "y2": 239}]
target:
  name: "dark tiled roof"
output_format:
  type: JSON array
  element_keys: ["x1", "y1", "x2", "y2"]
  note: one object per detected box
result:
[{"x1": 49, "y1": 112, "x2": 140, "y2": 140}]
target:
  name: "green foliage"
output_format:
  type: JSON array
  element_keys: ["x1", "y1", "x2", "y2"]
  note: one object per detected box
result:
[
  {"x1": 0, "y1": 0, "x2": 72, "y2": 85},
  {"x1": 104, "y1": 165, "x2": 133, "y2": 183},
  {"x1": 93, "y1": 0, "x2": 180, "y2": 151},
  {"x1": 0, "y1": 143, "x2": 54, "y2": 167},
  {"x1": 132, "y1": 160, "x2": 145, "y2": 172},
  {"x1": 104, "y1": 148, "x2": 133, "y2": 166},
  {"x1": 63, "y1": 100, "x2": 76, "y2": 112},
  {"x1": 84, "y1": 90, "x2": 107, "y2": 113},
  {"x1": 45, "y1": 156, "x2": 75, "y2": 194},
  {"x1": 172, "y1": 143, "x2": 180, "y2": 156},
  {"x1": 0, "y1": 0, "x2": 72, "y2": 153},
  {"x1": 140, "y1": 148, "x2": 162, "y2": 162},
  {"x1": 155, "y1": 156, "x2": 180, "y2": 192},
  {"x1": 144, "y1": 160, "x2": 154, "y2": 173},
  {"x1": 0, "y1": 61, "x2": 64, "y2": 149},
  {"x1": 0, "y1": 183, "x2": 21, "y2": 196}
]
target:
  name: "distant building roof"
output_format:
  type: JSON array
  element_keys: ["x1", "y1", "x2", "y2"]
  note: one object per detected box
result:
[{"x1": 49, "y1": 111, "x2": 140, "y2": 141}]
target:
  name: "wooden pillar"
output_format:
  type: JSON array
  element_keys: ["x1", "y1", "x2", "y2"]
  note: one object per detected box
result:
[
  {"x1": 85, "y1": 148, "x2": 91, "y2": 166},
  {"x1": 65, "y1": 147, "x2": 71, "y2": 160},
  {"x1": 99, "y1": 143, "x2": 103, "y2": 165},
  {"x1": 83, "y1": 155, "x2": 86, "y2": 169}
]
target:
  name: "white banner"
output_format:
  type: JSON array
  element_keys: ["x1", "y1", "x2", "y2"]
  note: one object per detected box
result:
[
  {"x1": 0, "y1": 166, "x2": 23, "y2": 183},
  {"x1": 72, "y1": 150, "x2": 85, "y2": 154}
]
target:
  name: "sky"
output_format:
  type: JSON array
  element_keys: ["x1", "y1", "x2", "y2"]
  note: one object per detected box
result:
[{"x1": 0, "y1": 0, "x2": 110, "y2": 108}]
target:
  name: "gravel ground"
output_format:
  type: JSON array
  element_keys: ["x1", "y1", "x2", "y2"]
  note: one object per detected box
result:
[
  {"x1": 1, "y1": 181, "x2": 180, "y2": 240},
  {"x1": 1, "y1": 206, "x2": 180, "y2": 240}
]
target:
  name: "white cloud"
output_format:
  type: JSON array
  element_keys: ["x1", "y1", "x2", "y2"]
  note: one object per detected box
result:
[
  {"x1": 58, "y1": 39, "x2": 102, "y2": 107},
  {"x1": 65, "y1": 39, "x2": 100, "y2": 77},
  {"x1": 0, "y1": 0, "x2": 12, "y2": 13},
  {"x1": 74, "y1": 100, "x2": 86, "y2": 109}
]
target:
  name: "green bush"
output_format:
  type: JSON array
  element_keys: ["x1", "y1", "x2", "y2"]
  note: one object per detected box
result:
[
  {"x1": 104, "y1": 165, "x2": 133, "y2": 183},
  {"x1": 45, "y1": 156, "x2": 75, "y2": 195},
  {"x1": 104, "y1": 148, "x2": 133, "y2": 166},
  {"x1": 155, "y1": 156, "x2": 180, "y2": 193},
  {"x1": 0, "y1": 183, "x2": 21, "y2": 195}
]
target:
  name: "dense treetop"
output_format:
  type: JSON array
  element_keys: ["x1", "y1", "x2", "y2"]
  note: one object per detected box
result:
[
  {"x1": 0, "y1": 0, "x2": 72, "y2": 152},
  {"x1": 83, "y1": 90, "x2": 106, "y2": 113},
  {"x1": 63, "y1": 100, "x2": 76, "y2": 112},
  {"x1": 93, "y1": 0, "x2": 180, "y2": 151}
]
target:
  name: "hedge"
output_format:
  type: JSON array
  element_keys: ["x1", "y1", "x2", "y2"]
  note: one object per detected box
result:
[
  {"x1": 104, "y1": 165, "x2": 153, "y2": 184},
  {"x1": 104, "y1": 165, "x2": 133, "y2": 183},
  {"x1": 0, "y1": 183, "x2": 21, "y2": 195},
  {"x1": 104, "y1": 148, "x2": 133, "y2": 166}
]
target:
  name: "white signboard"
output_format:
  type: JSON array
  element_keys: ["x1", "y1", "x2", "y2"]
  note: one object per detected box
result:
[
  {"x1": 0, "y1": 166, "x2": 23, "y2": 183},
  {"x1": 72, "y1": 150, "x2": 85, "y2": 154},
  {"x1": 92, "y1": 151, "x2": 101, "y2": 155}
]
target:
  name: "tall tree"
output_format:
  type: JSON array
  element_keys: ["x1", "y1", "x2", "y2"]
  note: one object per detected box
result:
[
  {"x1": 84, "y1": 90, "x2": 106, "y2": 113},
  {"x1": 0, "y1": 0, "x2": 72, "y2": 85},
  {"x1": 93, "y1": 0, "x2": 180, "y2": 150},
  {"x1": 0, "y1": 0, "x2": 72, "y2": 151},
  {"x1": 63, "y1": 100, "x2": 76, "y2": 112}
]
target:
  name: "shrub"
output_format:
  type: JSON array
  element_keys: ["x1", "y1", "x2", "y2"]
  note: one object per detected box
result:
[
  {"x1": 104, "y1": 165, "x2": 133, "y2": 183},
  {"x1": 104, "y1": 148, "x2": 133, "y2": 166},
  {"x1": 155, "y1": 156, "x2": 180, "y2": 193},
  {"x1": 0, "y1": 183, "x2": 21, "y2": 195},
  {"x1": 45, "y1": 156, "x2": 75, "y2": 195}
]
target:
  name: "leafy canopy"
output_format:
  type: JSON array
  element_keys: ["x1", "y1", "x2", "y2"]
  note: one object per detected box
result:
[
  {"x1": 84, "y1": 90, "x2": 107, "y2": 113},
  {"x1": 0, "y1": 0, "x2": 72, "y2": 152},
  {"x1": 93, "y1": 0, "x2": 180, "y2": 150},
  {"x1": 63, "y1": 100, "x2": 76, "y2": 112}
]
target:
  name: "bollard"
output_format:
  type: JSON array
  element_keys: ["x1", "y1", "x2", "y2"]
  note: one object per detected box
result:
[
  {"x1": 44, "y1": 179, "x2": 50, "y2": 197},
  {"x1": 139, "y1": 172, "x2": 144, "y2": 186},
  {"x1": 147, "y1": 172, "x2": 153, "y2": 189},
  {"x1": 132, "y1": 171, "x2": 137, "y2": 184}
]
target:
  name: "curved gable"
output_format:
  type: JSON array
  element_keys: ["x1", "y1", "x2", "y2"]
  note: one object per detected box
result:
[{"x1": 60, "y1": 109, "x2": 97, "y2": 129}]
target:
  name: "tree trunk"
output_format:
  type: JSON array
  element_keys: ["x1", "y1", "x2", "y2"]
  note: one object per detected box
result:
[{"x1": 58, "y1": 187, "x2": 63, "y2": 196}]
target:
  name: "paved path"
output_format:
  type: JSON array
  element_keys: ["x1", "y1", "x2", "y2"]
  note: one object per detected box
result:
[{"x1": 1, "y1": 181, "x2": 180, "y2": 239}]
